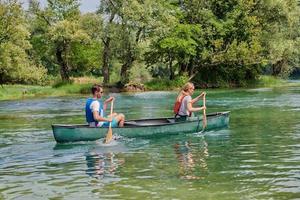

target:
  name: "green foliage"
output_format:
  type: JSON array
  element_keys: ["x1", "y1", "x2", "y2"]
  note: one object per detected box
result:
[
  {"x1": 53, "y1": 82, "x2": 91, "y2": 94},
  {"x1": 46, "y1": 0, "x2": 80, "y2": 22},
  {"x1": 48, "y1": 20, "x2": 89, "y2": 44},
  {"x1": 52, "y1": 79, "x2": 74, "y2": 88},
  {"x1": 255, "y1": 0, "x2": 300, "y2": 77},
  {"x1": 255, "y1": 75, "x2": 286, "y2": 87},
  {"x1": 1, "y1": 0, "x2": 300, "y2": 88},
  {"x1": 0, "y1": 0, "x2": 47, "y2": 84},
  {"x1": 149, "y1": 24, "x2": 201, "y2": 65},
  {"x1": 29, "y1": 0, "x2": 91, "y2": 81},
  {"x1": 129, "y1": 63, "x2": 152, "y2": 83},
  {"x1": 145, "y1": 0, "x2": 300, "y2": 86},
  {"x1": 0, "y1": 82, "x2": 93, "y2": 100},
  {"x1": 145, "y1": 75, "x2": 189, "y2": 90}
]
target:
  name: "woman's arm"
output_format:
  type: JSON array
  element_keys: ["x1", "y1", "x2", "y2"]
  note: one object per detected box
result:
[
  {"x1": 191, "y1": 92, "x2": 206, "y2": 104},
  {"x1": 188, "y1": 92, "x2": 206, "y2": 113},
  {"x1": 187, "y1": 101, "x2": 206, "y2": 112}
]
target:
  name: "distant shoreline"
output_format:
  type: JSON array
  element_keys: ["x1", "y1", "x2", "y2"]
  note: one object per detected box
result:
[{"x1": 1, "y1": 77, "x2": 298, "y2": 101}]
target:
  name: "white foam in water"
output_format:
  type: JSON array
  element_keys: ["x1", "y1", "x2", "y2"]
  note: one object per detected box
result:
[
  {"x1": 112, "y1": 134, "x2": 123, "y2": 140},
  {"x1": 96, "y1": 135, "x2": 123, "y2": 147},
  {"x1": 193, "y1": 131, "x2": 206, "y2": 137}
]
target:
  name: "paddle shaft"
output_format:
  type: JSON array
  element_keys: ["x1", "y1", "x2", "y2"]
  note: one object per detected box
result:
[
  {"x1": 109, "y1": 101, "x2": 114, "y2": 127},
  {"x1": 203, "y1": 95, "x2": 207, "y2": 129},
  {"x1": 104, "y1": 100, "x2": 114, "y2": 143},
  {"x1": 196, "y1": 93, "x2": 206, "y2": 132}
]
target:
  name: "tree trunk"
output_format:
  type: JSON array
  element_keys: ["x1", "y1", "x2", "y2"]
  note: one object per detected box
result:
[
  {"x1": 187, "y1": 58, "x2": 194, "y2": 77},
  {"x1": 101, "y1": 13, "x2": 115, "y2": 85},
  {"x1": 119, "y1": 27, "x2": 142, "y2": 85},
  {"x1": 56, "y1": 46, "x2": 69, "y2": 81},
  {"x1": 102, "y1": 37, "x2": 111, "y2": 85},
  {"x1": 120, "y1": 53, "x2": 134, "y2": 85},
  {"x1": 169, "y1": 54, "x2": 174, "y2": 80},
  {"x1": 272, "y1": 59, "x2": 285, "y2": 76},
  {"x1": 179, "y1": 62, "x2": 188, "y2": 75}
]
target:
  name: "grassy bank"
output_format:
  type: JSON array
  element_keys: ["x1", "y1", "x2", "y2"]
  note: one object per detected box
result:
[
  {"x1": 0, "y1": 76, "x2": 299, "y2": 101},
  {"x1": 252, "y1": 75, "x2": 286, "y2": 87},
  {"x1": 0, "y1": 83, "x2": 91, "y2": 101},
  {"x1": 145, "y1": 75, "x2": 298, "y2": 90}
]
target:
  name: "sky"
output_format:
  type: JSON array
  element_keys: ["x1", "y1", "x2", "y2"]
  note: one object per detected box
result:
[{"x1": 20, "y1": 0, "x2": 100, "y2": 13}]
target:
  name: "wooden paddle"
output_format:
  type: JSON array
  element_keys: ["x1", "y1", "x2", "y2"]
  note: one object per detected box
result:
[
  {"x1": 202, "y1": 95, "x2": 207, "y2": 129},
  {"x1": 104, "y1": 100, "x2": 114, "y2": 144}
]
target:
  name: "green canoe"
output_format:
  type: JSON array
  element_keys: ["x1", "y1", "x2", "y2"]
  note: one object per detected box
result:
[{"x1": 52, "y1": 111, "x2": 230, "y2": 143}]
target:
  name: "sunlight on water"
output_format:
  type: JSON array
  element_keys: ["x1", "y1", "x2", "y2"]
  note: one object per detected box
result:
[{"x1": 1, "y1": 87, "x2": 300, "y2": 199}]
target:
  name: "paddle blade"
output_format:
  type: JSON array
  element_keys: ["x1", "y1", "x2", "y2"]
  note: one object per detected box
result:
[
  {"x1": 202, "y1": 109, "x2": 207, "y2": 129},
  {"x1": 104, "y1": 127, "x2": 113, "y2": 144},
  {"x1": 203, "y1": 115, "x2": 207, "y2": 129}
]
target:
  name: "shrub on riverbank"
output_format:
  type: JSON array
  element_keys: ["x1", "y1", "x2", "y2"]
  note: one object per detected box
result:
[
  {"x1": 252, "y1": 76, "x2": 286, "y2": 87},
  {"x1": 144, "y1": 75, "x2": 189, "y2": 90}
]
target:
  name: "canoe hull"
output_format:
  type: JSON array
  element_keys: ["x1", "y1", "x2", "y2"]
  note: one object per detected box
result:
[{"x1": 52, "y1": 111, "x2": 230, "y2": 143}]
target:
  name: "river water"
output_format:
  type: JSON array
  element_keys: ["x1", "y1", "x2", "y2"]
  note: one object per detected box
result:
[{"x1": 0, "y1": 87, "x2": 300, "y2": 199}]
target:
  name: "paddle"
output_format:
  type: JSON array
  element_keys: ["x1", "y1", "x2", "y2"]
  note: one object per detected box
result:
[
  {"x1": 202, "y1": 95, "x2": 207, "y2": 130},
  {"x1": 196, "y1": 92, "x2": 207, "y2": 132},
  {"x1": 104, "y1": 100, "x2": 114, "y2": 144}
]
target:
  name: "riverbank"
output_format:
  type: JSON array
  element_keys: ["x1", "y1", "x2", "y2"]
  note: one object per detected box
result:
[
  {"x1": 0, "y1": 76, "x2": 299, "y2": 101},
  {"x1": 0, "y1": 84, "x2": 91, "y2": 101}
]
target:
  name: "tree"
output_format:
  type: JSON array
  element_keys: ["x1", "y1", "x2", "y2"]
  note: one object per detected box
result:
[
  {"x1": 117, "y1": 0, "x2": 177, "y2": 85},
  {"x1": 146, "y1": 0, "x2": 270, "y2": 85},
  {"x1": 71, "y1": 13, "x2": 103, "y2": 76},
  {"x1": 29, "y1": 0, "x2": 89, "y2": 81},
  {"x1": 47, "y1": 20, "x2": 89, "y2": 80},
  {"x1": 146, "y1": 24, "x2": 201, "y2": 80},
  {"x1": 257, "y1": 0, "x2": 300, "y2": 77},
  {"x1": 0, "y1": 0, "x2": 46, "y2": 84},
  {"x1": 98, "y1": 0, "x2": 118, "y2": 85}
]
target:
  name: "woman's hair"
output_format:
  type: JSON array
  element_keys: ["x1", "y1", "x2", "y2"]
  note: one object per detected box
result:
[
  {"x1": 91, "y1": 84, "x2": 102, "y2": 95},
  {"x1": 182, "y1": 82, "x2": 194, "y2": 92}
]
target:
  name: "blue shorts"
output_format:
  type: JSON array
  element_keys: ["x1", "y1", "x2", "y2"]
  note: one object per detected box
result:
[{"x1": 102, "y1": 118, "x2": 118, "y2": 128}]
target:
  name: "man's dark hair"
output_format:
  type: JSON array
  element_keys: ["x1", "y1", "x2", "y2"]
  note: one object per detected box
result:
[{"x1": 91, "y1": 84, "x2": 102, "y2": 95}]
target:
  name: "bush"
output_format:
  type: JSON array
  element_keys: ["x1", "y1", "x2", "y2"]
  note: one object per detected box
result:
[
  {"x1": 129, "y1": 63, "x2": 152, "y2": 83},
  {"x1": 145, "y1": 75, "x2": 189, "y2": 90},
  {"x1": 52, "y1": 79, "x2": 74, "y2": 88},
  {"x1": 255, "y1": 75, "x2": 285, "y2": 87}
]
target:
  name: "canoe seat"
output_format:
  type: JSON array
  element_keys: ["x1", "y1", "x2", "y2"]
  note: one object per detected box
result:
[
  {"x1": 125, "y1": 119, "x2": 174, "y2": 126},
  {"x1": 167, "y1": 119, "x2": 175, "y2": 123},
  {"x1": 124, "y1": 121, "x2": 144, "y2": 127}
]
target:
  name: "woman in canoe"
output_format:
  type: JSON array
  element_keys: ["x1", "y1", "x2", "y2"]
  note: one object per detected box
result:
[
  {"x1": 174, "y1": 82, "x2": 206, "y2": 121},
  {"x1": 85, "y1": 84, "x2": 125, "y2": 127}
]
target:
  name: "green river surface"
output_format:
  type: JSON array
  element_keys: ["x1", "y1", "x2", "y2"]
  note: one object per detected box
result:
[{"x1": 1, "y1": 86, "x2": 300, "y2": 200}]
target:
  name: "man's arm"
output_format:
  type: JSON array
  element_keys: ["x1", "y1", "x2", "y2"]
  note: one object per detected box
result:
[
  {"x1": 103, "y1": 97, "x2": 115, "y2": 111},
  {"x1": 91, "y1": 101, "x2": 112, "y2": 122},
  {"x1": 92, "y1": 111, "x2": 112, "y2": 122}
]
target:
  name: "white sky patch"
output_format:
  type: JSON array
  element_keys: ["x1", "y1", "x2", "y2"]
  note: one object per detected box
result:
[{"x1": 19, "y1": 0, "x2": 100, "y2": 13}]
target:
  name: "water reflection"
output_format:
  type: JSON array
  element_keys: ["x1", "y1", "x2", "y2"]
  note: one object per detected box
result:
[
  {"x1": 174, "y1": 140, "x2": 209, "y2": 180},
  {"x1": 53, "y1": 143, "x2": 126, "y2": 179},
  {"x1": 85, "y1": 150, "x2": 125, "y2": 179}
]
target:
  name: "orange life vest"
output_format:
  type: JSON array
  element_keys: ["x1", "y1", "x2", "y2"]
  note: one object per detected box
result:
[{"x1": 173, "y1": 95, "x2": 186, "y2": 115}]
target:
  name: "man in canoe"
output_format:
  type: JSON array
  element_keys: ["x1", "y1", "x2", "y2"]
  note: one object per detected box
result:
[
  {"x1": 85, "y1": 84, "x2": 125, "y2": 127},
  {"x1": 174, "y1": 82, "x2": 206, "y2": 121}
]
